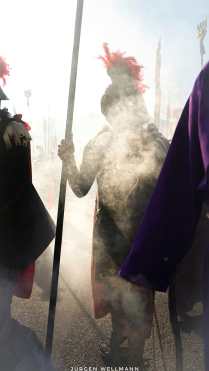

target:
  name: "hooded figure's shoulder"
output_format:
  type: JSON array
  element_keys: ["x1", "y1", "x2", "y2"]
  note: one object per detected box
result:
[{"x1": 191, "y1": 61, "x2": 209, "y2": 99}]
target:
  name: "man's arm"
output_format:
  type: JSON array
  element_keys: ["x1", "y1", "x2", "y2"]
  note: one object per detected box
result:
[{"x1": 58, "y1": 136, "x2": 100, "y2": 197}]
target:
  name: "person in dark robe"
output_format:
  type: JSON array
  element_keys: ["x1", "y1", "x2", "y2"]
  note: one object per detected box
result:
[
  {"x1": 58, "y1": 44, "x2": 169, "y2": 366},
  {"x1": 0, "y1": 56, "x2": 55, "y2": 370},
  {"x1": 119, "y1": 61, "x2": 209, "y2": 370}
]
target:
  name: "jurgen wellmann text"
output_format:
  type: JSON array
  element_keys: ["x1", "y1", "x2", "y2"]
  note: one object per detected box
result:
[{"x1": 69, "y1": 367, "x2": 141, "y2": 371}]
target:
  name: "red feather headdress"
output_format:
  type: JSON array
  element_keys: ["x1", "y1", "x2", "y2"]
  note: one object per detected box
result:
[
  {"x1": 0, "y1": 56, "x2": 10, "y2": 85},
  {"x1": 99, "y1": 43, "x2": 147, "y2": 93}
]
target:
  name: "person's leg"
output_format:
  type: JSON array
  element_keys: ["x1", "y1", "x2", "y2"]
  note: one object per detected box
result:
[
  {"x1": 120, "y1": 282, "x2": 154, "y2": 366},
  {"x1": 110, "y1": 306, "x2": 127, "y2": 349},
  {"x1": 107, "y1": 276, "x2": 154, "y2": 365},
  {"x1": 128, "y1": 329, "x2": 146, "y2": 366},
  {"x1": 0, "y1": 267, "x2": 16, "y2": 341},
  {"x1": 104, "y1": 276, "x2": 128, "y2": 365}
]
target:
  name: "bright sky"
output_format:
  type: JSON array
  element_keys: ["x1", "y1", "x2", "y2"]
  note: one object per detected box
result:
[{"x1": 0, "y1": 0, "x2": 208, "y2": 144}]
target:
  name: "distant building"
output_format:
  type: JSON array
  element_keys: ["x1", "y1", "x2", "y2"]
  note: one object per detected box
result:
[{"x1": 154, "y1": 40, "x2": 162, "y2": 128}]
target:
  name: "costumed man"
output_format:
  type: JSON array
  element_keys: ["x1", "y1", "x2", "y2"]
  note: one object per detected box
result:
[
  {"x1": 119, "y1": 61, "x2": 209, "y2": 370},
  {"x1": 58, "y1": 44, "x2": 169, "y2": 366},
  {"x1": 0, "y1": 57, "x2": 55, "y2": 369}
]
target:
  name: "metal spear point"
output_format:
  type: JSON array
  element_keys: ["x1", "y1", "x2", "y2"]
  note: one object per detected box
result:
[{"x1": 45, "y1": 0, "x2": 84, "y2": 356}]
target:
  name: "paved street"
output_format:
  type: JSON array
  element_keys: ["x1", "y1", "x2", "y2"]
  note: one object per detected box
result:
[{"x1": 12, "y1": 256, "x2": 205, "y2": 371}]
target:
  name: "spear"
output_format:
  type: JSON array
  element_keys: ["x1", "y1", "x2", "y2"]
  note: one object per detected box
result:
[{"x1": 46, "y1": 0, "x2": 84, "y2": 355}]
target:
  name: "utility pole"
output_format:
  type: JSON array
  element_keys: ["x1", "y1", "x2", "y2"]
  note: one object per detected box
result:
[
  {"x1": 197, "y1": 18, "x2": 207, "y2": 68},
  {"x1": 24, "y1": 89, "x2": 32, "y2": 107},
  {"x1": 154, "y1": 40, "x2": 162, "y2": 128}
]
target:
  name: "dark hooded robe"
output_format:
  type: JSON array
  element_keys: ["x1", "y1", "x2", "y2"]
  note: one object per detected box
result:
[{"x1": 0, "y1": 110, "x2": 55, "y2": 297}]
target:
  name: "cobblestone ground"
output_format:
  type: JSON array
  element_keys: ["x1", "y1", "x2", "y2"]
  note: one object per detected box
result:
[{"x1": 12, "y1": 220, "x2": 204, "y2": 371}]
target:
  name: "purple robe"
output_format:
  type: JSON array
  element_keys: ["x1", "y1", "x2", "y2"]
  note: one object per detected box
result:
[{"x1": 119, "y1": 61, "x2": 209, "y2": 369}]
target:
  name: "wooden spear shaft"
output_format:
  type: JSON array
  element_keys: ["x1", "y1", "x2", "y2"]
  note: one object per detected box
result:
[{"x1": 46, "y1": 0, "x2": 84, "y2": 355}]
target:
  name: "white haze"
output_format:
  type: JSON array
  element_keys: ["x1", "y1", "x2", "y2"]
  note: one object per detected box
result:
[
  {"x1": 0, "y1": 0, "x2": 180, "y2": 147},
  {"x1": 0, "y1": 1, "x2": 205, "y2": 368}
]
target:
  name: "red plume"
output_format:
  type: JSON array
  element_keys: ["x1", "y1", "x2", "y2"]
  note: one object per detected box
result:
[
  {"x1": 0, "y1": 56, "x2": 10, "y2": 85},
  {"x1": 99, "y1": 43, "x2": 147, "y2": 93}
]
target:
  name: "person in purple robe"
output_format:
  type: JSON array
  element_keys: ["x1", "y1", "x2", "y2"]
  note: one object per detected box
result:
[
  {"x1": 58, "y1": 44, "x2": 169, "y2": 366},
  {"x1": 119, "y1": 61, "x2": 209, "y2": 370}
]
